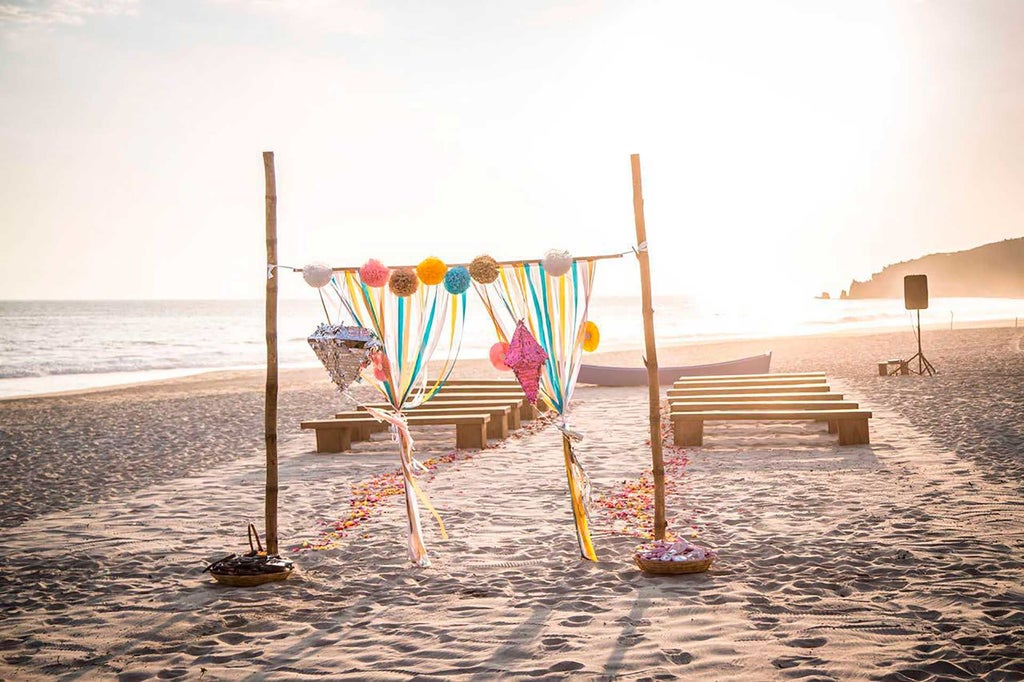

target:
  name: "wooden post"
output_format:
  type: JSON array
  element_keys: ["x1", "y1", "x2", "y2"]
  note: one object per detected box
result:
[
  {"x1": 631, "y1": 154, "x2": 667, "y2": 541},
  {"x1": 263, "y1": 151, "x2": 279, "y2": 555}
]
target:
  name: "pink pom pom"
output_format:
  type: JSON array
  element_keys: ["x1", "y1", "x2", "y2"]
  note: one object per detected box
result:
[
  {"x1": 359, "y1": 259, "x2": 390, "y2": 288},
  {"x1": 489, "y1": 342, "x2": 511, "y2": 371},
  {"x1": 371, "y1": 349, "x2": 390, "y2": 382}
]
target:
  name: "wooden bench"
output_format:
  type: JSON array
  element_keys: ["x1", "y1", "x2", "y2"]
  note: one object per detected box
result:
[
  {"x1": 434, "y1": 385, "x2": 525, "y2": 394},
  {"x1": 669, "y1": 392, "x2": 845, "y2": 403},
  {"x1": 441, "y1": 379, "x2": 521, "y2": 386},
  {"x1": 670, "y1": 400, "x2": 860, "y2": 412},
  {"x1": 668, "y1": 383, "x2": 832, "y2": 397},
  {"x1": 670, "y1": 409, "x2": 872, "y2": 447},
  {"x1": 671, "y1": 375, "x2": 827, "y2": 389},
  {"x1": 428, "y1": 391, "x2": 537, "y2": 420},
  {"x1": 671, "y1": 400, "x2": 860, "y2": 434},
  {"x1": 673, "y1": 371, "x2": 826, "y2": 383},
  {"x1": 365, "y1": 399, "x2": 525, "y2": 429},
  {"x1": 351, "y1": 403, "x2": 514, "y2": 440},
  {"x1": 301, "y1": 412, "x2": 493, "y2": 453},
  {"x1": 331, "y1": 396, "x2": 526, "y2": 441}
]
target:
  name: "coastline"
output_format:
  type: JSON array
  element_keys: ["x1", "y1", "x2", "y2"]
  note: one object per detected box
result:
[
  {"x1": 1, "y1": 323, "x2": 1021, "y2": 678},
  {"x1": 3, "y1": 321, "x2": 1021, "y2": 528},
  {"x1": 1, "y1": 316, "x2": 1019, "y2": 403}
]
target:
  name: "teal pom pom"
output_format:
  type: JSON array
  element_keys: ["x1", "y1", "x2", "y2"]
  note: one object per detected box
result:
[{"x1": 444, "y1": 266, "x2": 471, "y2": 294}]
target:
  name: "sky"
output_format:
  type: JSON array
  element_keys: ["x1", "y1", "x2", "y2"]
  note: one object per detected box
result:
[{"x1": 1, "y1": 0, "x2": 1021, "y2": 302}]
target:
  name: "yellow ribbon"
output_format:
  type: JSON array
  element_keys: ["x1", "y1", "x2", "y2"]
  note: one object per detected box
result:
[{"x1": 563, "y1": 433, "x2": 597, "y2": 561}]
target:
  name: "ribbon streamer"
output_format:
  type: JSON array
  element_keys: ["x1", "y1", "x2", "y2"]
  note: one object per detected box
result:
[
  {"x1": 556, "y1": 421, "x2": 584, "y2": 442},
  {"x1": 472, "y1": 258, "x2": 600, "y2": 560},
  {"x1": 331, "y1": 272, "x2": 465, "y2": 566},
  {"x1": 363, "y1": 406, "x2": 449, "y2": 566},
  {"x1": 562, "y1": 434, "x2": 598, "y2": 561}
]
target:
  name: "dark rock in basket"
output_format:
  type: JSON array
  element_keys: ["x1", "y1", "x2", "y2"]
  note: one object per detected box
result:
[
  {"x1": 206, "y1": 553, "x2": 294, "y2": 576},
  {"x1": 204, "y1": 524, "x2": 294, "y2": 587}
]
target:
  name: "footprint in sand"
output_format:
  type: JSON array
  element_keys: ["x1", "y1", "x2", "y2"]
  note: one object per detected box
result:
[
  {"x1": 772, "y1": 654, "x2": 826, "y2": 669},
  {"x1": 221, "y1": 614, "x2": 248, "y2": 628},
  {"x1": 541, "y1": 636, "x2": 571, "y2": 652},
  {"x1": 617, "y1": 632, "x2": 644, "y2": 646},
  {"x1": 785, "y1": 636, "x2": 827, "y2": 648},
  {"x1": 216, "y1": 632, "x2": 248, "y2": 645},
  {"x1": 663, "y1": 649, "x2": 694, "y2": 665},
  {"x1": 560, "y1": 614, "x2": 593, "y2": 627}
]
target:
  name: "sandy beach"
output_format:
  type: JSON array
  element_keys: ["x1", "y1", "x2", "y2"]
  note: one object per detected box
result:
[{"x1": 1, "y1": 323, "x2": 1023, "y2": 680}]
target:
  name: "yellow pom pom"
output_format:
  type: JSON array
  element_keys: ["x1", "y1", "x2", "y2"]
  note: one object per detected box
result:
[
  {"x1": 416, "y1": 257, "x2": 448, "y2": 286},
  {"x1": 582, "y1": 321, "x2": 600, "y2": 352}
]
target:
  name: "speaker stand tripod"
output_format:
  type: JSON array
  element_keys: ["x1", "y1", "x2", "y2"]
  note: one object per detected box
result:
[{"x1": 906, "y1": 309, "x2": 936, "y2": 376}]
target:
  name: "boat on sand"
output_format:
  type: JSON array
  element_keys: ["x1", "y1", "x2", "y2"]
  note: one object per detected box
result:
[{"x1": 577, "y1": 352, "x2": 772, "y2": 387}]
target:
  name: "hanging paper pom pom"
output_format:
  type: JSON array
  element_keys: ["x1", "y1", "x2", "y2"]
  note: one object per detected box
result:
[
  {"x1": 489, "y1": 342, "x2": 511, "y2": 371},
  {"x1": 359, "y1": 259, "x2": 390, "y2": 288},
  {"x1": 369, "y1": 348, "x2": 391, "y2": 382},
  {"x1": 444, "y1": 266, "x2": 471, "y2": 294},
  {"x1": 582, "y1": 321, "x2": 600, "y2": 352},
  {"x1": 416, "y1": 256, "x2": 448, "y2": 285},
  {"x1": 469, "y1": 254, "x2": 500, "y2": 284},
  {"x1": 389, "y1": 267, "x2": 419, "y2": 297},
  {"x1": 302, "y1": 262, "x2": 334, "y2": 288},
  {"x1": 542, "y1": 249, "x2": 573, "y2": 277}
]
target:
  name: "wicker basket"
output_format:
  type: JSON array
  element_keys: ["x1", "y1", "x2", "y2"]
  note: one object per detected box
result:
[
  {"x1": 206, "y1": 523, "x2": 295, "y2": 587},
  {"x1": 633, "y1": 554, "x2": 714, "y2": 575},
  {"x1": 211, "y1": 566, "x2": 293, "y2": 587}
]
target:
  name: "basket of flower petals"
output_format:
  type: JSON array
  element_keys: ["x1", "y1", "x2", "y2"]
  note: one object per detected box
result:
[{"x1": 633, "y1": 538, "x2": 715, "y2": 575}]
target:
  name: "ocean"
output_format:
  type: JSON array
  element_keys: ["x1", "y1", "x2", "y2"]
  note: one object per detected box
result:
[{"x1": 1, "y1": 296, "x2": 1021, "y2": 399}]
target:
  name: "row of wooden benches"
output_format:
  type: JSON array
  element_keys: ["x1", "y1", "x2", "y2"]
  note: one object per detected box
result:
[
  {"x1": 301, "y1": 372, "x2": 873, "y2": 453},
  {"x1": 666, "y1": 371, "x2": 872, "y2": 446},
  {"x1": 301, "y1": 379, "x2": 532, "y2": 453}
]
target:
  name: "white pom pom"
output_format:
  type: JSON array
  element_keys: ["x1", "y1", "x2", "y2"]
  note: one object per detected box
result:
[
  {"x1": 302, "y1": 262, "x2": 335, "y2": 288},
  {"x1": 542, "y1": 249, "x2": 573, "y2": 277}
]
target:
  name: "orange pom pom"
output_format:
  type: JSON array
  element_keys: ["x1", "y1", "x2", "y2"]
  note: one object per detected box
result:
[
  {"x1": 416, "y1": 257, "x2": 448, "y2": 286},
  {"x1": 582, "y1": 321, "x2": 600, "y2": 352}
]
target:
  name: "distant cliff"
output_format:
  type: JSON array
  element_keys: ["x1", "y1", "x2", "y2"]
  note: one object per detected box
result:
[{"x1": 844, "y1": 238, "x2": 1024, "y2": 299}]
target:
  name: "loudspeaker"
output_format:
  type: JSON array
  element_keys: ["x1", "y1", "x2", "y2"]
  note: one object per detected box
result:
[{"x1": 904, "y1": 274, "x2": 929, "y2": 310}]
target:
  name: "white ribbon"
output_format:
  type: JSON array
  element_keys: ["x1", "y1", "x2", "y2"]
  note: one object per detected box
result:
[{"x1": 557, "y1": 421, "x2": 584, "y2": 442}]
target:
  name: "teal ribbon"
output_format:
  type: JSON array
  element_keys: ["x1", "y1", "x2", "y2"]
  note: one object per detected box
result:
[
  {"x1": 406, "y1": 287, "x2": 439, "y2": 405},
  {"x1": 427, "y1": 291, "x2": 466, "y2": 396},
  {"x1": 354, "y1": 280, "x2": 393, "y2": 406},
  {"x1": 524, "y1": 263, "x2": 563, "y2": 413},
  {"x1": 564, "y1": 260, "x2": 581, "y2": 399},
  {"x1": 395, "y1": 296, "x2": 407, "y2": 406},
  {"x1": 538, "y1": 270, "x2": 563, "y2": 412}
]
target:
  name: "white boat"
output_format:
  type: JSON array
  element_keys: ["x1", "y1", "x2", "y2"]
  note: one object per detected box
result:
[{"x1": 577, "y1": 352, "x2": 772, "y2": 387}]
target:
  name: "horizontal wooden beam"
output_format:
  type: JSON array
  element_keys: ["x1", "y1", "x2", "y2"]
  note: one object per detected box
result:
[{"x1": 277, "y1": 251, "x2": 627, "y2": 273}]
